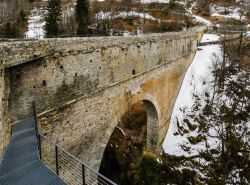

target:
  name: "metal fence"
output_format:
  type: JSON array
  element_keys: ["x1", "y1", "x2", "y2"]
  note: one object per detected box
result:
[
  {"x1": 33, "y1": 103, "x2": 117, "y2": 185},
  {"x1": 38, "y1": 134, "x2": 116, "y2": 185}
]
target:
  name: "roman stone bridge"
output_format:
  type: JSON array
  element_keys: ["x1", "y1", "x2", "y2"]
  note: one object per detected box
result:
[{"x1": 0, "y1": 27, "x2": 205, "y2": 171}]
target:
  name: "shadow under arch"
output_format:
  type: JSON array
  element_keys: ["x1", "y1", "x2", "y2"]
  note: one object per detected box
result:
[{"x1": 99, "y1": 99, "x2": 159, "y2": 185}]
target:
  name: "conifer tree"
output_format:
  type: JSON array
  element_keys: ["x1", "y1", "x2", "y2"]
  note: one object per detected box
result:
[
  {"x1": 45, "y1": 0, "x2": 62, "y2": 37},
  {"x1": 75, "y1": 0, "x2": 90, "y2": 36},
  {"x1": 18, "y1": 10, "x2": 27, "y2": 27}
]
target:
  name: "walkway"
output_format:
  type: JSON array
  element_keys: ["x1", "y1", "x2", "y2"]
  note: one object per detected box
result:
[{"x1": 0, "y1": 117, "x2": 66, "y2": 185}]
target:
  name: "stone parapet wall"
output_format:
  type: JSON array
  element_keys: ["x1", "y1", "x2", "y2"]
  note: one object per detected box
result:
[
  {"x1": 0, "y1": 26, "x2": 206, "y2": 160},
  {"x1": 0, "y1": 27, "x2": 202, "y2": 69},
  {"x1": 4, "y1": 27, "x2": 203, "y2": 123},
  {"x1": 37, "y1": 52, "x2": 196, "y2": 170},
  {"x1": 0, "y1": 69, "x2": 11, "y2": 159}
]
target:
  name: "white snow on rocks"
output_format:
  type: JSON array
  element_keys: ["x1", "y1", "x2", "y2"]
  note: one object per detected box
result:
[
  {"x1": 210, "y1": 4, "x2": 246, "y2": 21},
  {"x1": 187, "y1": 2, "x2": 213, "y2": 26},
  {"x1": 192, "y1": 15, "x2": 213, "y2": 26},
  {"x1": 246, "y1": 31, "x2": 250, "y2": 38},
  {"x1": 25, "y1": 8, "x2": 46, "y2": 39},
  {"x1": 140, "y1": 0, "x2": 170, "y2": 4},
  {"x1": 200, "y1": 33, "x2": 220, "y2": 43},
  {"x1": 98, "y1": 0, "x2": 171, "y2": 3},
  {"x1": 96, "y1": 11, "x2": 158, "y2": 21}
]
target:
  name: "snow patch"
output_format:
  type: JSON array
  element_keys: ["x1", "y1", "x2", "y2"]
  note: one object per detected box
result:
[
  {"x1": 187, "y1": 2, "x2": 213, "y2": 26},
  {"x1": 96, "y1": 11, "x2": 158, "y2": 21},
  {"x1": 140, "y1": 0, "x2": 170, "y2": 4},
  {"x1": 200, "y1": 33, "x2": 220, "y2": 43},
  {"x1": 210, "y1": 4, "x2": 246, "y2": 21},
  {"x1": 25, "y1": 8, "x2": 46, "y2": 39}
]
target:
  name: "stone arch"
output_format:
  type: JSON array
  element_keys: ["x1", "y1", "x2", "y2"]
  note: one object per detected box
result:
[
  {"x1": 142, "y1": 100, "x2": 159, "y2": 153},
  {"x1": 141, "y1": 93, "x2": 161, "y2": 152},
  {"x1": 94, "y1": 97, "x2": 160, "y2": 172}
]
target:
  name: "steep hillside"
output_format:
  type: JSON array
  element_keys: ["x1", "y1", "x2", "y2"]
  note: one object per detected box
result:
[{"x1": 1, "y1": 0, "x2": 249, "y2": 38}]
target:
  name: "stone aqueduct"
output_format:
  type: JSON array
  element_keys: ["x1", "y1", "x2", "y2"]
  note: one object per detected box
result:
[{"x1": 0, "y1": 27, "x2": 205, "y2": 170}]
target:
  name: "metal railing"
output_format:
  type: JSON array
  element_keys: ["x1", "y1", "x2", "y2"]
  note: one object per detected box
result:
[{"x1": 32, "y1": 102, "x2": 117, "y2": 185}]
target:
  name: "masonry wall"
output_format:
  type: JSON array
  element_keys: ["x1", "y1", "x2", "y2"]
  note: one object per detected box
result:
[
  {"x1": 38, "y1": 53, "x2": 196, "y2": 171},
  {"x1": 6, "y1": 29, "x2": 198, "y2": 123},
  {"x1": 0, "y1": 69, "x2": 10, "y2": 158},
  {"x1": 0, "y1": 27, "x2": 205, "y2": 162},
  {"x1": 0, "y1": 70, "x2": 5, "y2": 158}
]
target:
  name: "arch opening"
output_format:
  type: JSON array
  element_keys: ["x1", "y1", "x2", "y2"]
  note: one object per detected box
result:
[
  {"x1": 143, "y1": 100, "x2": 159, "y2": 152},
  {"x1": 99, "y1": 100, "x2": 159, "y2": 184}
]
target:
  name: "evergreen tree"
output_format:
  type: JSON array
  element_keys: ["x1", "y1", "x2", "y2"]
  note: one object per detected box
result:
[
  {"x1": 4, "y1": 22, "x2": 13, "y2": 38},
  {"x1": 18, "y1": 10, "x2": 28, "y2": 27},
  {"x1": 75, "y1": 0, "x2": 90, "y2": 36},
  {"x1": 3, "y1": 22, "x2": 18, "y2": 38},
  {"x1": 45, "y1": 0, "x2": 62, "y2": 37},
  {"x1": 169, "y1": 0, "x2": 176, "y2": 9}
]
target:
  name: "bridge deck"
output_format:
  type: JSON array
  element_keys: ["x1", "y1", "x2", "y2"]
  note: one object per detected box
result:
[{"x1": 0, "y1": 118, "x2": 66, "y2": 185}]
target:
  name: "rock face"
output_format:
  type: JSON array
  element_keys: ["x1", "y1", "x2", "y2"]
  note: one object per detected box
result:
[{"x1": 0, "y1": 27, "x2": 205, "y2": 165}]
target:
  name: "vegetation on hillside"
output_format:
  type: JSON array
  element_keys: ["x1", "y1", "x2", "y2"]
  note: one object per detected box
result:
[
  {"x1": 0, "y1": 0, "x2": 30, "y2": 38},
  {"x1": 45, "y1": 0, "x2": 62, "y2": 37},
  {"x1": 138, "y1": 38, "x2": 250, "y2": 185},
  {"x1": 1, "y1": 0, "x2": 249, "y2": 38},
  {"x1": 75, "y1": 0, "x2": 91, "y2": 35},
  {"x1": 98, "y1": 37, "x2": 250, "y2": 185}
]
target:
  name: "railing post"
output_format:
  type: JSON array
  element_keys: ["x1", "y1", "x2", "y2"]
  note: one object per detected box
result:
[
  {"x1": 82, "y1": 163, "x2": 85, "y2": 185},
  {"x1": 39, "y1": 134, "x2": 117, "y2": 185},
  {"x1": 55, "y1": 145, "x2": 59, "y2": 175},
  {"x1": 33, "y1": 101, "x2": 41, "y2": 159},
  {"x1": 38, "y1": 134, "x2": 42, "y2": 160}
]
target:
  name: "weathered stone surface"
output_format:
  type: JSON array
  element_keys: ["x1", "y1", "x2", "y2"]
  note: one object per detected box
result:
[
  {"x1": 0, "y1": 26, "x2": 205, "y2": 164},
  {"x1": 41, "y1": 52, "x2": 196, "y2": 170},
  {"x1": 0, "y1": 68, "x2": 11, "y2": 159}
]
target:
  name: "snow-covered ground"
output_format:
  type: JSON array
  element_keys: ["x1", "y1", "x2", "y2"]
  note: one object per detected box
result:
[
  {"x1": 163, "y1": 34, "x2": 222, "y2": 157},
  {"x1": 96, "y1": 8, "x2": 188, "y2": 36},
  {"x1": 140, "y1": 0, "x2": 169, "y2": 4},
  {"x1": 200, "y1": 33, "x2": 220, "y2": 43},
  {"x1": 192, "y1": 15, "x2": 213, "y2": 26},
  {"x1": 246, "y1": 31, "x2": 250, "y2": 38},
  {"x1": 25, "y1": 8, "x2": 46, "y2": 39},
  {"x1": 98, "y1": 0, "x2": 171, "y2": 3},
  {"x1": 163, "y1": 33, "x2": 249, "y2": 185},
  {"x1": 96, "y1": 10, "x2": 160, "y2": 36},
  {"x1": 97, "y1": 0, "x2": 187, "y2": 3},
  {"x1": 210, "y1": 4, "x2": 246, "y2": 21},
  {"x1": 187, "y1": 2, "x2": 213, "y2": 26},
  {"x1": 245, "y1": 24, "x2": 250, "y2": 38},
  {"x1": 96, "y1": 11, "x2": 158, "y2": 21}
]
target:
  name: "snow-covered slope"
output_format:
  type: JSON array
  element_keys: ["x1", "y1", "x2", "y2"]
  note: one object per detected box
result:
[
  {"x1": 187, "y1": 2, "x2": 213, "y2": 26},
  {"x1": 163, "y1": 33, "x2": 250, "y2": 183},
  {"x1": 163, "y1": 34, "x2": 222, "y2": 156},
  {"x1": 210, "y1": 4, "x2": 246, "y2": 21}
]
